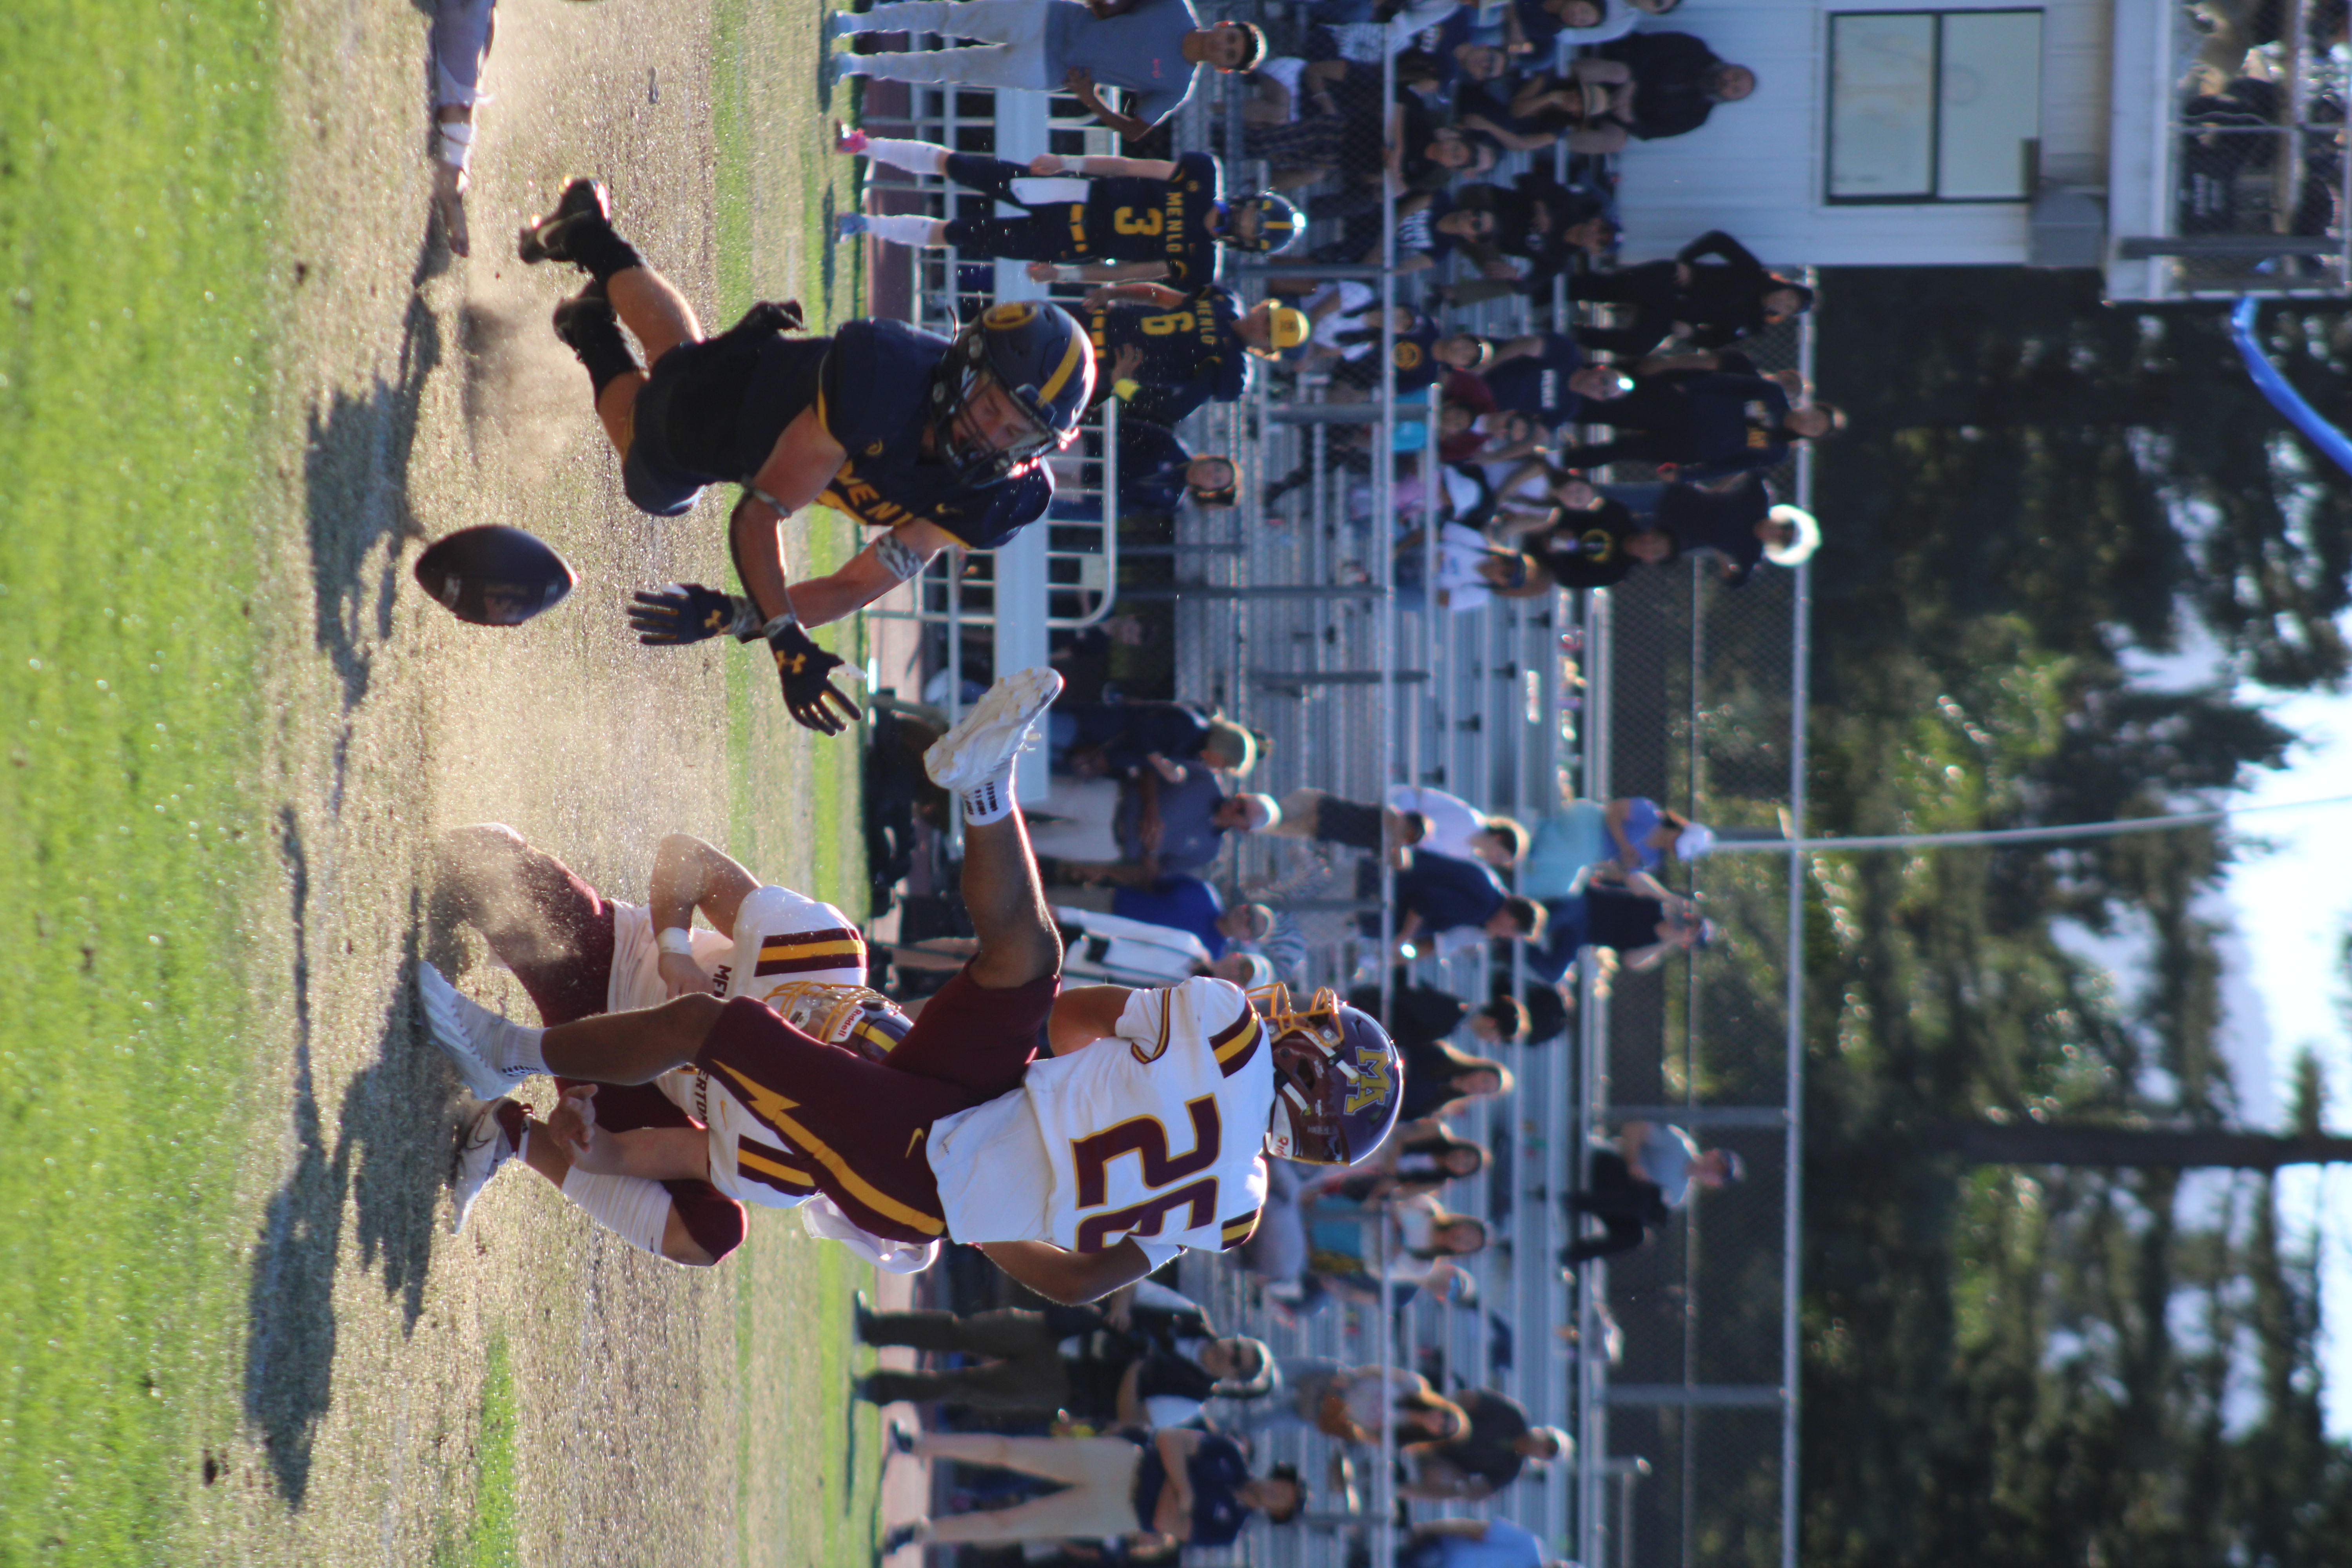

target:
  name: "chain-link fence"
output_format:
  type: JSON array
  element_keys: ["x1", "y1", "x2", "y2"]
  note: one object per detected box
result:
[
  {"x1": 2142, "y1": 1, "x2": 2352, "y2": 295},
  {"x1": 851, "y1": 19, "x2": 1816, "y2": 1568}
]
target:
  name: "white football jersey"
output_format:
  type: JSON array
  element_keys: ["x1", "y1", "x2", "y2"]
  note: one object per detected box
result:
[
  {"x1": 646, "y1": 885, "x2": 866, "y2": 1209},
  {"x1": 930, "y1": 976, "x2": 1274, "y2": 1259}
]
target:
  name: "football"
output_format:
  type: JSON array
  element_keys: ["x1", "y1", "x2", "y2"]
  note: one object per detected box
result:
[{"x1": 412, "y1": 525, "x2": 579, "y2": 626}]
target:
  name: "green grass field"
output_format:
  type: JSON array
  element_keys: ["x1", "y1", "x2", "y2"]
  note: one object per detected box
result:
[
  {"x1": 0, "y1": 1, "x2": 283, "y2": 1559},
  {"x1": 0, "y1": 0, "x2": 876, "y2": 1559}
]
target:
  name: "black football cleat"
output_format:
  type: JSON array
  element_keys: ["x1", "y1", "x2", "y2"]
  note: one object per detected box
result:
[
  {"x1": 516, "y1": 177, "x2": 613, "y2": 265},
  {"x1": 550, "y1": 278, "x2": 614, "y2": 347}
]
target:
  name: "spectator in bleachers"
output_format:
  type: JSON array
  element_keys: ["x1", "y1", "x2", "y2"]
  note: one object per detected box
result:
[
  {"x1": 1529, "y1": 866, "x2": 1715, "y2": 982},
  {"x1": 854, "y1": 1281, "x2": 1272, "y2": 1423},
  {"x1": 880, "y1": 1428, "x2": 1303, "y2": 1552},
  {"x1": 1028, "y1": 766, "x2": 1280, "y2": 878},
  {"x1": 1521, "y1": 795, "x2": 1713, "y2": 898},
  {"x1": 1581, "y1": 30, "x2": 1759, "y2": 143},
  {"x1": 1401, "y1": 1515, "x2": 1575, "y2": 1568},
  {"x1": 1553, "y1": 349, "x2": 1842, "y2": 481},
  {"x1": 1387, "y1": 785, "x2": 1529, "y2": 869},
  {"x1": 1437, "y1": 174, "x2": 1620, "y2": 305},
  {"x1": 1396, "y1": 1034, "x2": 1515, "y2": 1128},
  {"x1": 1047, "y1": 698, "x2": 1260, "y2": 779},
  {"x1": 1503, "y1": 975, "x2": 1572, "y2": 1044},
  {"x1": 1375, "y1": 848, "x2": 1546, "y2": 959},
  {"x1": 1477, "y1": 332, "x2": 1633, "y2": 433},
  {"x1": 1305, "y1": 1189, "x2": 1488, "y2": 1303},
  {"x1": 1626, "y1": 478, "x2": 1821, "y2": 586},
  {"x1": 1238, "y1": 1359, "x2": 1468, "y2": 1445},
  {"x1": 1050, "y1": 421, "x2": 1237, "y2": 519},
  {"x1": 1328, "y1": 1127, "x2": 1490, "y2": 1201},
  {"x1": 1103, "y1": 877, "x2": 1274, "y2": 960},
  {"x1": 1395, "y1": 524, "x2": 1551, "y2": 613},
  {"x1": 1572, "y1": 230, "x2": 1814, "y2": 357},
  {"x1": 1401, "y1": 1387, "x2": 1570, "y2": 1500},
  {"x1": 1243, "y1": 56, "x2": 1396, "y2": 189},
  {"x1": 833, "y1": 3, "x2": 1266, "y2": 141},
  {"x1": 1347, "y1": 973, "x2": 1530, "y2": 1047},
  {"x1": 1560, "y1": 1120, "x2": 1744, "y2": 1269}
]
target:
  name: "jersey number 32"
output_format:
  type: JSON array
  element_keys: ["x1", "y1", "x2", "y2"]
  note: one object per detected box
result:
[{"x1": 1070, "y1": 1096, "x2": 1220, "y2": 1251}]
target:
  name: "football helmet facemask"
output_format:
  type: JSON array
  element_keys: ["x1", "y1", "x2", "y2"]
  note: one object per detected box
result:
[
  {"x1": 1223, "y1": 193, "x2": 1304, "y2": 254},
  {"x1": 931, "y1": 301, "x2": 1096, "y2": 483},
  {"x1": 761, "y1": 981, "x2": 913, "y2": 1064},
  {"x1": 1254, "y1": 984, "x2": 1402, "y2": 1165}
]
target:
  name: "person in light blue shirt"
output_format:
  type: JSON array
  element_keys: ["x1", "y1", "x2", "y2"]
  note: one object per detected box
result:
[
  {"x1": 835, "y1": 0, "x2": 1264, "y2": 138},
  {"x1": 1403, "y1": 1516, "x2": 1577, "y2": 1568}
]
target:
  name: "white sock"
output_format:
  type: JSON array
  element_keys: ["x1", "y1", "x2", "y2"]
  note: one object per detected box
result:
[
  {"x1": 862, "y1": 136, "x2": 949, "y2": 177},
  {"x1": 436, "y1": 117, "x2": 474, "y2": 171},
  {"x1": 960, "y1": 766, "x2": 1019, "y2": 826},
  {"x1": 485, "y1": 1015, "x2": 548, "y2": 1077},
  {"x1": 865, "y1": 213, "x2": 944, "y2": 247},
  {"x1": 561, "y1": 1167, "x2": 675, "y2": 1258}
]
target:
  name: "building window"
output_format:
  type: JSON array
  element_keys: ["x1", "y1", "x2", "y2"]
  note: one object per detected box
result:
[{"x1": 1827, "y1": 9, "x2": 2042, "y2": 202}]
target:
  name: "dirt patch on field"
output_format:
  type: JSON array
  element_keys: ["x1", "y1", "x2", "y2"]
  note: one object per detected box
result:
[{"x1": 179, "y1": 0, "x2": 857, "y2": 1562}]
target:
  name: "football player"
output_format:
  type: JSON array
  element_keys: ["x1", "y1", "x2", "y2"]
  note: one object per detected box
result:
[
  {"x1": 514, "y1": 178, "x2": 1095, "y2": 736},
  {"x1": 423, "y1": 822, "x2": 936, "y2": 1272},
  {"x1": 1079, "y1": 283, "x2": 1307, "y2": 424},
  {"x1": 833, "y1": 130, "x2": 1301, "y2": 287},
  {"x1": 416, "y1": 669, "x2": 1404, "y2": 1304}
]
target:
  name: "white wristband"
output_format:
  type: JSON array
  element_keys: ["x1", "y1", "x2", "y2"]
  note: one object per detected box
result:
[{"x1": 656, "y1": 927, "x2": 696, "y2": 957}]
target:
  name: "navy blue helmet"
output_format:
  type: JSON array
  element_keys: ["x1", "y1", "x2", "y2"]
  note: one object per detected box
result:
[
  {"x1": 1224, "y1": 193, "x2": 1304, "y2": 255},
  {"x1": 932, "y1": 301, "x2": 1096, "y2": 483}
]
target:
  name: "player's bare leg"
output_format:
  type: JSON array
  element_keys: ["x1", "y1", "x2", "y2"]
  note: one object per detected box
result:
[
  {"x1": 923, "y1": 670, "x2": 1069, "y2": 990},
  {"x1": 519, "y1": 178, "x2": 709, "y2": 459},
  {"x1": 417, "y1": 960, "x2": 722, "y2": 1094},
  {"x1": 448, "y1": 1093, "x2": 716, "y2": 1263}
]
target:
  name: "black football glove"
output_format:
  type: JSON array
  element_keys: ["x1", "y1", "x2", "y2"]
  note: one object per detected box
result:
[
  {"x1": 769, "y1": 622, "x2": 862, "y2": 736},
  {"x1": 628, "y1": 583, "x2": 757, "y2": 645}
]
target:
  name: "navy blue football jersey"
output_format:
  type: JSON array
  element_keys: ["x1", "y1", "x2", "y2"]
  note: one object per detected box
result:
[
  {"x1": 1087, "y1": 286, "x2": 1247, "y2": 423},
  {"x1": 813, "y1": 319, "x2": 1052, "y2": 550},
  {"x1": 1064, "y1": 152, "x2": 1224, "y2": 285}
]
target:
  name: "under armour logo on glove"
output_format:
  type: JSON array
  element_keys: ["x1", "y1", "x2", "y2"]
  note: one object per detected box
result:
[
  {"x1": 768, "y1": 623, "x2": 861, "y2": 737},
  {"x1": 627, "y1": 582, "x2": 757, "y2": 646}
]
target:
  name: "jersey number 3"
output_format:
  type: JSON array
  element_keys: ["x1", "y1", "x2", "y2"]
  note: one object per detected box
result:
[
  {"x1": 1113, "y1": 207, "x2": 1167, "y2": 237},
  {"x1": 1070, "y1": 1096, "x2": 1220, "y2": 1251}
]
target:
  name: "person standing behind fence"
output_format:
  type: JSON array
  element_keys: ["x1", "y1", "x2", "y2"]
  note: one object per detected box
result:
[
  {"x1": 1401, "y1": 1387, "x2": 1571, "y2": 1501},
  {"x1": 830, "y1": 0, "x2": 1266, "y2": 140},
  {"x1": 1572, "y1": 229, "x2": 1813, "y2": 358},
  {"x1": 1553, "y1": 349, "x2": 1841, "y2": 481},
  {"x1": 1402, "y1": 1515, "x2": 1577, "y2": 1568},
  {"x1": 1560, "y1": 1120, "x2": 1742, "y2": 1269}
]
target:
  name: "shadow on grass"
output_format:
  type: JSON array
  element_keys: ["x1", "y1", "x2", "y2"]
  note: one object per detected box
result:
[
  {"x1": 301, "y1": 237, "x2": 446, "y2": 800},
  {"x1": 243, "y1": 817, "x2": 449, "y2": 1506}
]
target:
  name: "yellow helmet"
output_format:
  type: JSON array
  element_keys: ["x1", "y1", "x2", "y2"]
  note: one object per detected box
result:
[{"x1": 1263, "y1": 304, "x2": 1310, "y2": 353}]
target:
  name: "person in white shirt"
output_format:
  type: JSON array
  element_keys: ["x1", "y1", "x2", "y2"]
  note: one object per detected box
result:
[
  {"x1": 1386, "y1": 784, "x2": 1528, "y2": 869},
  {"x1": 417, "y1": 670, "x2": 1404, "y2": 1303}
]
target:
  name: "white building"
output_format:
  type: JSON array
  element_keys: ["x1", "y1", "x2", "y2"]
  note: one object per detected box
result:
[{"x1": 1608, "y1": 0, "x2": 2347, "y2": 301}]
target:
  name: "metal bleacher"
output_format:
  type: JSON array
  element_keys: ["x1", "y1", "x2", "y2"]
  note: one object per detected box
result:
[{"x1": 855, "y1": 9, "x2": 1815, "y2": 1565}]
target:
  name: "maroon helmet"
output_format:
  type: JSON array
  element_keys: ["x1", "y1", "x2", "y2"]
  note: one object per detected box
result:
[{"x1": 1257, "y1": 984, "x2": 1403, "y2": 1165}]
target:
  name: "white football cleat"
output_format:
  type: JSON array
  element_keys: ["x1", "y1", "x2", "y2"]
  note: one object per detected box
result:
[
  {"x1": 450, "y1": 1097, "x2": 524, "y2": 1234},
  {"x1": 416, "y1": 962, "x2": 538, "y2": 1101},
  {"x1": 924, "y1": 667, "x2": 1063, "y2": 793}
]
